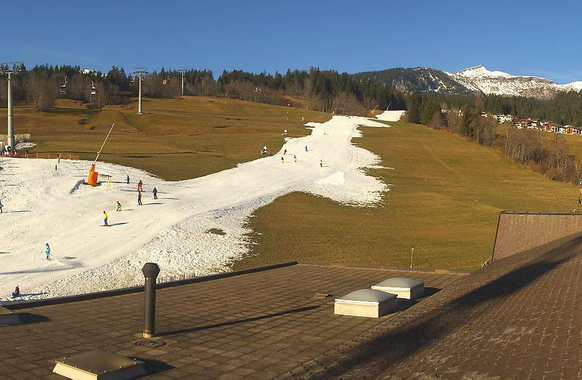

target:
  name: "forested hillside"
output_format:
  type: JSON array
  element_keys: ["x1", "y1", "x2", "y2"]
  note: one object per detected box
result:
[{"x1": 0, "y1": 64, "x2": 406, "y2": 115}]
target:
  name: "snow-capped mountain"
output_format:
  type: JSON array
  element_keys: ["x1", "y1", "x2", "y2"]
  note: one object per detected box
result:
[
  {"x1": 447, "y1": 65, "x2": 566, "y2": 99},
  {"x1": 353, "y1": 65, "x2": 582, "y2": 99}
]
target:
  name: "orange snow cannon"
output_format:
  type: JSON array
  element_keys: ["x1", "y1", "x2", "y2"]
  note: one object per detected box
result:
[
  {"x1": 86, "y1": 123, "x2": 115, "y2": 187},
  {"x1": 87, "y1": 164, "x2": 99, "y2": 186}
]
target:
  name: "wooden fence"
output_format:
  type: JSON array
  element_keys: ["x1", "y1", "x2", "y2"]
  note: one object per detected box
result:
[{"x1": 10, "y1": 152, "x2": 80, "y2": 160}]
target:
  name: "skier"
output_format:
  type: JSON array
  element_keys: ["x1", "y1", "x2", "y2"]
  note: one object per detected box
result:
[
  {"x1": 103, "y1": 211, "x2": 108, "y2": 226},
  {"x1": 45, "y1": 243, "x2": 51, "y2": 260},
  {"x1": 283, "y1": 149, "x2": 287, "y2": 155},
  {"x1": 138, "y1": 191, "x2": 143, "y2": 206},
  {"x1": 305, "y1": 145, "x2": 308, "y2": 152},
  {"x1": 281, "y1": 156, "x2": 285, "y2": 164},
  {"x1": 0, "y1": 200, "x2": 3, "y2": 213},
  {"x1": 116, "y1": 201, "x2": 122, "y2": 212},
  {"x1": 294, "y1": 154, "x2": 297, "y2": 162},
  {"x1": 319, "y1": 160, "x2": 323, "y2": 168},
  {"x1": 153, "y1": 187, "x2": 158, "y2": 200},
  {"x1": 137, "y1": 180, "x2": 144, "y2": 192},
  {"x1": 10, "y1": 286, "x2": 19, "y2": 298},
  {"x1": 126, "y1": 175, "x2": 130, "y2": 184}
]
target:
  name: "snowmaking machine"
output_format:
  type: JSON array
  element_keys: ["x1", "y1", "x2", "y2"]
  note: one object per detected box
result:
[{"x1": 86, "y1": 123, "x2": 115, "y2": 186}]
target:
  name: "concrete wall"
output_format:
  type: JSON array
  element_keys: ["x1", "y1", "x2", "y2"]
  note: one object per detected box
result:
[{"x1": 493, "y1": 212, "x2": 582, "y2": 261}]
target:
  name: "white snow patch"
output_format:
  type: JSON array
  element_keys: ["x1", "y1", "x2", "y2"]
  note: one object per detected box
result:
[
  {"x1": 14, "y1": 142, "x2": 36, "y2": 150},
  {"x1": 376, "y1": 110, "x2": 405, "y2": 122},
  {"x1": 0, "y1": 116, "x2": 391, "y2": 302},
  {"x1": 563, "y1": 81, "x2": 582, "y2": 92}
]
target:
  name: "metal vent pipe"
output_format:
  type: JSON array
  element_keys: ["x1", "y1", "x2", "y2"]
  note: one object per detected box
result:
[{"x1": 142, "y1": 263, "x2": 160, "y2": 338}]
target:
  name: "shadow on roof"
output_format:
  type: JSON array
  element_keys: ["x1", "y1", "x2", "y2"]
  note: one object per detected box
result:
[
  {"x1": 301, "y1": 233, "x2": 581, "y2": 380},
  {"x1": 158, "y1": 305, "x2": 318, "y2": 337}
]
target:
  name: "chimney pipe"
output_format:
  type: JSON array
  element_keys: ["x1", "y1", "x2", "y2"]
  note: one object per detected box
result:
[{"x1": 142, "y1": 263, "x2": 160, "y2": 338}]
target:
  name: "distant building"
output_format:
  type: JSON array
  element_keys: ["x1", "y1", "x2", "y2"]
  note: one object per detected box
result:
[{"x1": 496, "y1": 114, "x2": 513, "y2": 124}]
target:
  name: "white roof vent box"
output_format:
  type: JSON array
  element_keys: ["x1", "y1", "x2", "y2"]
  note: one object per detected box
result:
[
  {"x1": 53, "y1": 350, "x2": 146, "y2": 380},
  {"x1": 371, "y1": 277, "x2": 424, "y2": 300},
  {"x1": 334, "y1": 289, "x2": 398, "y2": 318}
]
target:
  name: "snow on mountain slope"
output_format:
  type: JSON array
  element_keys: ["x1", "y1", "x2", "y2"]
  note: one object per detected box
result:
[
  {"x1": 447, "y1": 65, "x2": 562, "y2": 99},
  {"x1": 455, "y1": 65, "x2": 513, "y2": 79},
  {"x1": 563, "y1": 81, "x2": 582, "y2": 92},
  {"x1": 0, "y1": 116, "x2": 394, "y2": 303},
  {"x1": 356, "y1": 65, "x2": 582, "y2": 99}
]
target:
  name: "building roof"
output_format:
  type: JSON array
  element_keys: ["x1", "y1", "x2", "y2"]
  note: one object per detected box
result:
[
  {"x1": 0, "y1": 262, "x2": 464, "y2": 380},
  {"x1": 287, "y1": 232, "x2": 582, "y2": 380}
]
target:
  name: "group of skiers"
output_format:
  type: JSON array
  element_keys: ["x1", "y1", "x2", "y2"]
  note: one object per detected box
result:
[
  {"x1": 9, "y1": 173, "x2": 164, "y2": 299},
  {"x1": 278, "y1": 144, "x2": 323, "y2": 168},
  {"x1": 104, "y1": 179, "x2": 159, "y2": 227}
]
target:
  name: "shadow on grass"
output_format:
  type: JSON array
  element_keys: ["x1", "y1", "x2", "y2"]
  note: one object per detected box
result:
[{"x1": 158, "y1": 306, "x2": 317, "y2": 337}]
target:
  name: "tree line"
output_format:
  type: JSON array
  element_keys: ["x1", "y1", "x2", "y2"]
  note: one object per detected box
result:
[
  {"x1": 0, "y1": 64, "x2": 407, "y2": 115},
  {"x1": 417, "y1": 91, "x2": 582, "y2": 127}
]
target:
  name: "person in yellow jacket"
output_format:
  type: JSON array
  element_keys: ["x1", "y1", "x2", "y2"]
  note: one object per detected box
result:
[{"x1": 103, "y1": 211, "x2": 109, "y2": 227}]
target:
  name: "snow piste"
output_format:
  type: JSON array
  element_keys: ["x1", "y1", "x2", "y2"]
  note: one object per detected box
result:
[{"x1": 87, "y1": 123, "x2": 115, "y2": 186}]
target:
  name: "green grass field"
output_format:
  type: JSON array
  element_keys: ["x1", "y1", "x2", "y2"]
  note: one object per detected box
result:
[
  {"x1": 2, "y1": 97, "x2": 329, "y2": 180},
  {"x1": 4, "y1": 98, "x2": 581, "y2": 271},
  {"x1": 235, "y1": 120, "x2": 580, "y2": 271}
]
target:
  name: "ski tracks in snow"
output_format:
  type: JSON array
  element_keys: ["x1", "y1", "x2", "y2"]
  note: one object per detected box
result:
[{"x1": 0, "y1": 114, "x2": 400, "y2": 302}]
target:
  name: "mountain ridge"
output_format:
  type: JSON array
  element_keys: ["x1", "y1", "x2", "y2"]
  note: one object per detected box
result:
[{"x1": 353, "y1": 65, "x2": 582, "y2": 99}]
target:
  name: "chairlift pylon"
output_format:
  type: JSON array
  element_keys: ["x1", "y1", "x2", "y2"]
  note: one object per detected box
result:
[{"x1": 59, "y1": 76, "x2": 67, "y2": 95}]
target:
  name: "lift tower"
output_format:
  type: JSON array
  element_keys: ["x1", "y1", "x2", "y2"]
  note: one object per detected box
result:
[
  {"x1": 133, "y1": 68, "x2": 148, "y2": 115},
  {"x1": 178, "y1": 68, "x2": 187, "y2": 96},
  {"x1": 0, "y1": 62, "x2": 23, "y2": 152}
]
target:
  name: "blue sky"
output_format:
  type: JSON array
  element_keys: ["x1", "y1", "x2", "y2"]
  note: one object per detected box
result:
[{"x1": 4, "y1": 0, "x2": 582, "y2": 83}]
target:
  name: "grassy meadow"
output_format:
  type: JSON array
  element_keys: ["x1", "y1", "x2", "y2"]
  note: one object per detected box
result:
[
  {"x1": 1, "y1": 97, "x2": 329, "y2": 180},
  {"x1": 3, "y1": 98, "x2": 581, "y2": 270},
  {"x1": 235, "y1": 120, "x2": 580, "y2": 271}
]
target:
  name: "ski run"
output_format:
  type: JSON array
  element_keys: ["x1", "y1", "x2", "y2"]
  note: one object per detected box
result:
[{"x1": 0, "y1": 111, "x2": 404, "y2": 303}]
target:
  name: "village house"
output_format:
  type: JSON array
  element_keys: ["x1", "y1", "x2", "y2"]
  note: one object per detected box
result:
[
  {"x1": 512, "y1": 119, "x2": 582, "y2": 137},
  {"x1": 496, "y1": 114, "x2": 513, "y2": 124}
]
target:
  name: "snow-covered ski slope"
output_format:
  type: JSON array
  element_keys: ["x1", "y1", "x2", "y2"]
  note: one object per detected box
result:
[
  {"x1": 0, "y1": 114, "x2": 401, "y2": 302},
  {"x1": 376, "y1": 110, "x2": 405, "y2": 122}
]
